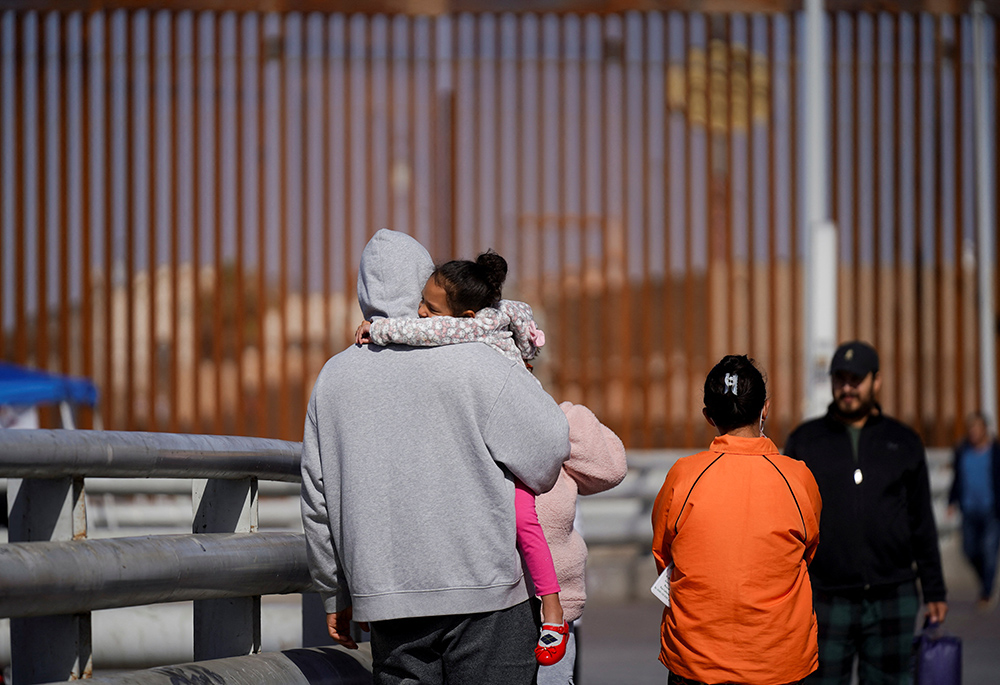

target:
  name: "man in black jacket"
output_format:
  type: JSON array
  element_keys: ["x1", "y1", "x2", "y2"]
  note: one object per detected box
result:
[
  {"x1": 948, "y1": 411, "x2": 1000, "y2": 609},
  {"x1": 785, "y1": 340, "x2": 947, "y2": 685}
]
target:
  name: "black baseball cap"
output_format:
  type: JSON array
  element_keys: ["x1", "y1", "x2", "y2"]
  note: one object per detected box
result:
[{"x1": 830, "y1": 340, "x2": 879, "y2": 377}]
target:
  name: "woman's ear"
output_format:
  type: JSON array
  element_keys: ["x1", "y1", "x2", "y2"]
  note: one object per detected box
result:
[
  {"x1": 762, "y1": 398, "x2": 771, "y2": 421},
  {"x1": 702, "y1": 407, "x2": 715, "y2": 427}
]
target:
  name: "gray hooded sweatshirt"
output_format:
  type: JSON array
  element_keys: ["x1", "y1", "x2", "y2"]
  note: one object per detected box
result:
[{"x1": 300, "y1": 229, "x2": 570, "y2": 622}]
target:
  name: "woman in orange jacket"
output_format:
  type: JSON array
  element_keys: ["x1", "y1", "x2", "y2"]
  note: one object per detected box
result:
[{"x1": 652, "y1": 355, "x2": 822, "y2": 685}]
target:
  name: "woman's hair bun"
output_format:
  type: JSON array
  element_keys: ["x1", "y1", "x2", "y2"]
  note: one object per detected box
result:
[{"x1": 703, "y1": 355, "x2": 768, "y2": 434}]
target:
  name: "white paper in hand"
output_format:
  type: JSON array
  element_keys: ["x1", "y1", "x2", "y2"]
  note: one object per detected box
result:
[{"x1": 651, "y1": 564, "x2": 673, "y2": 607}]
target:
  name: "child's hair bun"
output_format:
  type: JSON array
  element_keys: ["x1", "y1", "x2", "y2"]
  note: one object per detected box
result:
[
  {"x1": 476, "y1": 250, "x2": 508, "y2": 296},
  {"x1": 433, "y1": 249, "x2": 508, "y2": 313}
]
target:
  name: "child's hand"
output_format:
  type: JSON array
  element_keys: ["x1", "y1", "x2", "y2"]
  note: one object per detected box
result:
[{"x1": 355, "y1": 320, "x2": 372, "y2": 345}]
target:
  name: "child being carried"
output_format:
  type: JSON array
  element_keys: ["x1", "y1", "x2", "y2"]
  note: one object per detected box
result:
[{"x1": 355, "y1": 249, "x2": 568, "y2": 667}]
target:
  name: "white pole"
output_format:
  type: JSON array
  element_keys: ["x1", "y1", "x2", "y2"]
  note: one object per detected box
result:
[
  {"x1": 973, "y1": 1, "x2": 998, "y2": 423},
  {"x1": 803, "y1": 0, "x2": 837, "y2": 419}
]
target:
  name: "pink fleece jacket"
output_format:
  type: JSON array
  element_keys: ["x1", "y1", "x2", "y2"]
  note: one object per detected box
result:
[{"x1": 535, "y1": 402, "x2": 628, "y2": 622}]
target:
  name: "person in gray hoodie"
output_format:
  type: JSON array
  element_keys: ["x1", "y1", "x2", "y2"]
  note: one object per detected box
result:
[{"x1": 300, "y1": 229, "x2": 571, "y2": 685}]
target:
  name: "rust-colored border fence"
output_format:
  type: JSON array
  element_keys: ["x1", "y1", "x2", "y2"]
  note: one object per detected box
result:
[{"x1": 1, "y1": 9, "x2": 997, "y2": 447}]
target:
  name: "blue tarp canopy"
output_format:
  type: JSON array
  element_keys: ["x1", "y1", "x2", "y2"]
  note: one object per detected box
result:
[{"x1": 0, "y1": 362, "x2": 98, "y2": 407}]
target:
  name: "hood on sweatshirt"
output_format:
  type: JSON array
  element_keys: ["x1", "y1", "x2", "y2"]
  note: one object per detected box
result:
[{"x1": 357, "y1": 229, "x2": 434, "y2": 321}]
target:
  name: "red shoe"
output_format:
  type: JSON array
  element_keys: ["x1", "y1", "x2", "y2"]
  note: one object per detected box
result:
[{"x1": 535, "y1": 621, "x2": 569, "y2": 666}]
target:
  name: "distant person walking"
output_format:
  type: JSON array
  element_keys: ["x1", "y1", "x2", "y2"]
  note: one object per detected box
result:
[
  {"x1": 948, "y1": 411, "x2": 1000, "y2": 610},
  {"x1": 784, "y1": 340, "x2": 947, "y2": 685},
  {"x1": 652, "y1": 355, "x2": 822, "y2": 685}
]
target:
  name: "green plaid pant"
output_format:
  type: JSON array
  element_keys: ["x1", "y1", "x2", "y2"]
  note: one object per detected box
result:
[{"x1": 805, "y1": 581, "x2": 920, "y2": 685}]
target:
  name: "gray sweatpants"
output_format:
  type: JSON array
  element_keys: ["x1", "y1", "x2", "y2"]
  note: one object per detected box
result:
[{"x1": 369, "y1": 600, "x2": 538, "y2": 685}]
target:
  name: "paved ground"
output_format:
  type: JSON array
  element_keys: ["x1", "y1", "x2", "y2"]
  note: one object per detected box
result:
[
  {"x1": 578, "y1": 597, "x2": 999, "y2": 685},
  {"x1": 578, "y1": 537, "x2": 1000, "y2": 685}
]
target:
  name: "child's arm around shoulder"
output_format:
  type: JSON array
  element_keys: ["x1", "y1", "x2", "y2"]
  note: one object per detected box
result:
[
  {"x1": 365, "y1": 315, "x2": 469, "y2": 347},
  {"x1": 361, "y1": 313, "x2": 505, "y2": 348}
]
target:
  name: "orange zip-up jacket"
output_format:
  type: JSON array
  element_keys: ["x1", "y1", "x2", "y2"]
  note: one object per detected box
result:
[{"x1": 651, "y1": 434, "x2": 822, "y2": 685}]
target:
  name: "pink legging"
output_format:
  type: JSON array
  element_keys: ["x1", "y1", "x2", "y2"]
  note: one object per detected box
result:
[{"x1": 514, "y1": 479, "x2": 561, "y2": 596}]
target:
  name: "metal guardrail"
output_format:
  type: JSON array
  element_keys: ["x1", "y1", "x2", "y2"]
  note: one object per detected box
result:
[
  {"x1": 0, "y1": 430, "x2": 301, "y2": 481},
  {"x1": 80, "y1": 646, "x2": 373, "y2": 685},
  {"x1": 0, "y1": 429, "x2": 362, "y2": 685},
  {"x1": 0, "y1": 533, "x2": 311, "y2": 618},
  {"x1": 82, "y1": 478, "x2": 302, "y2": 496}
]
